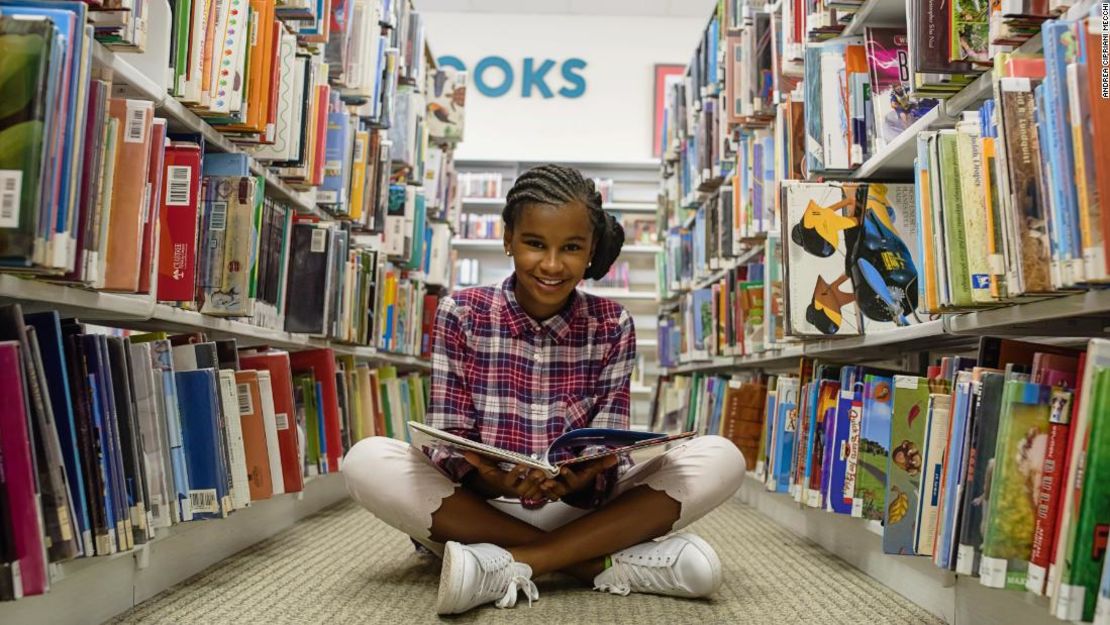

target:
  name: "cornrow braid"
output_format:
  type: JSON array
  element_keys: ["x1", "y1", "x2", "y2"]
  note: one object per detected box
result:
[{"x1": 502, "y1": 164, "x2": 625, "y2": 281}]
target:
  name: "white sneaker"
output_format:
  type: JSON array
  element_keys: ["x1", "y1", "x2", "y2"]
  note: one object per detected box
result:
[
  {"x1": 436, "y1": 541, "x2": 539, "y2": 615},
  {"x1": 593, "y1": 533, "x2": 722, "y2": 598}
]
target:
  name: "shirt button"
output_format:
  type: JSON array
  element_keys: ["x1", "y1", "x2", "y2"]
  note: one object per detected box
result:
[{"x1": 534, "y1": 352, "x2": 542, "y2": 362}]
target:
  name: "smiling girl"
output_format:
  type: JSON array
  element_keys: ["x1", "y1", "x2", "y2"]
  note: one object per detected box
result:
[{"x1": 342, "y1": 164, "x2": 746, "y2": 615}]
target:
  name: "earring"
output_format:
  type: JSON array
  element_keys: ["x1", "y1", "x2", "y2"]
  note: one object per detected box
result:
[{"x1": 505, "y1": 250, "x2": 511, "y2": 257}]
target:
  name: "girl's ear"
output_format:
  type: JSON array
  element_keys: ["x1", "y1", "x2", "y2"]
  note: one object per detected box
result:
[{"x1": 502, "y1": 229, "x2": 512, "y2": 256}]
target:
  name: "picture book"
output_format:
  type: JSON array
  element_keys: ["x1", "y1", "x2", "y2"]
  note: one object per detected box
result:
[
  {"x1": 408, "y1": 422, "x2": 696, "y2": 479},
  {"x1": 884, "y1": 375, "x2": 930, "y2": 555},
  {"x1": 854, "y1": 375, "x2": 893, "y2": 520},
  {"x1": 864, "y1": 28, "x2": 938, "y2": 148},
  {"x1": 955, "y1": 370, "x2": 1006, "y2": 576},
  {"x1": 980, "y1": 381, "x2": 1052, "y2": 590}
]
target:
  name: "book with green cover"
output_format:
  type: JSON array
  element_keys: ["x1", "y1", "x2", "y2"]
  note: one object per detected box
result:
[
  {"x1": 0, "y1": 16, "x2": 53, "y2": 266},
  {"x1": 294, "y1": 372, "x2": 322, "y2": 476},
  {"x1": 979, "y1": 380, "x2": 1052, "y2": 590},
  {"x1": 884, "y1": 375, "x2": 930, "y2": 555},
  {"x1": 1056, "y1": 366, "x2": 1110, "y2": 621},
  {"x1": 938, "y1": 130, "x2": 973, "y2": 307}
]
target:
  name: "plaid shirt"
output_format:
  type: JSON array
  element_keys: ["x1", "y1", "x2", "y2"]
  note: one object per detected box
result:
[{"x1": 425, "y1": 274, "x2": 636, "y2": 509}]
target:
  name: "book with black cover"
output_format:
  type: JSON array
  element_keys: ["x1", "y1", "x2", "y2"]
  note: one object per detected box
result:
[
  {"x1": 106, "y1": 336, "x2": 150, "y2": 545},
  {"x1": 284, "y1": 223, "x2": 332, "y2": 334},
  {"x1": 0, "y1": 305, "x2": 79, "y2": 561},
  {"x1": 25, "y1": 311, "x2": 90, "y2": 554}
]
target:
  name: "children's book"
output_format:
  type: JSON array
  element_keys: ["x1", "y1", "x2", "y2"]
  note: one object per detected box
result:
[{"x1": 408, "y1": 422, "x2": 696, "y2": 478}]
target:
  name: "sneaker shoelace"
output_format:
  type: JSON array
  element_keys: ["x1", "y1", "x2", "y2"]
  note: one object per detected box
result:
[
  {"x1": 597, "y1": 556, "x2": 679, "y2": 596},
  {"x1": 481, "y1": 561, "x2": 539, "y2": 609}
]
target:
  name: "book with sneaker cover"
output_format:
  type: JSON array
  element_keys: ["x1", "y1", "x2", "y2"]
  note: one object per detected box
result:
[{"x1": 409, "y1": 422, "x2": 696, "y2": 478}]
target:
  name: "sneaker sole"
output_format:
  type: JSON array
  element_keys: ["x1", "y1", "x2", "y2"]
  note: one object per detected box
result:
[
  {"x1": 674, "y1": 533, "x2": 723, "y2": 596},
  {"x1": 436, "y1": 541, "x2": 464, "y2": 614}
]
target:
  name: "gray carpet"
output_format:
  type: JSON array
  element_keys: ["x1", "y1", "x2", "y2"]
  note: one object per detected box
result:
[{"x1": 108, "y1": 498, "x2": 944, "y2": 624}]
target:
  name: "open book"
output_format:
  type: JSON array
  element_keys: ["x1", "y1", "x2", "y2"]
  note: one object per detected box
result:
[{"x1": 408, "y1": 421, "x2": 697, "y2": 478}]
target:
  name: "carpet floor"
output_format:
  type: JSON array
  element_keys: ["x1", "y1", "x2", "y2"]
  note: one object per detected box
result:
[{"x1": 108, "y1": 498, "x2": 944, "y2": 624}]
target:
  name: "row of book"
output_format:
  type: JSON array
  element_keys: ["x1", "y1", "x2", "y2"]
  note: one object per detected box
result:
[
  {"x1": 653, "y1": 336, "x2": 1110, "y2": 623},
  {"x1": 0, "y1": 302, "x2": 429, "y2": 602},
  {"x1": 658, "y1": 4, "x2": 1110, "y2": 341},
  {"x1": 0, "y1": 0, "x2": 468, "y2": 285}
]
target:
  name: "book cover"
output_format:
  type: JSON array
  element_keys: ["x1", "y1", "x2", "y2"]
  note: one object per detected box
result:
[
  {"x1": 156, "y1": 142, "x2": 203, "y2": 302},
  {"x1": 864, "y1": 28, "x2": 938, "y2": 148},
  {"x1": 829, "y1": 367, "x2": 862, "y2": 514},
  {"x1": 105, "y1": 336, "x2": 150, "y2": 546},
  {"x1": 916, "y1": 391, "x2": 952, "y2": 556},
  {"x1": 85, "y1": 334, "x2": 131, "y2": 552},
  {"x1": 426, "y1": 68, "x2": 466, "y2": 144},
  {"x1": 1026, "y1": 386, "x2": 1074, "y2": 594},
  {"x1": 284, "y1": 223, "x2": 332, "y2": 335},
  {"x1": 781, "y1": 181, "x2": 862, "y2": 337},
  {"x1": 854, "y1": 375, "x2": 892, "y2": 520},
  {"x1": 174, "y1": 369, "x2": 230, "y2": 519},
  {"x1": 720, "y1": 382, "x2": 767, "y2": 473},
  {"x1": 1051, "y1": 340, "x2": 1110, "y2": 614},
  {"x1": 935, "y1": 372, "x2": 974, "y2": 568},
  {"x1": 852, "y1": 183, "x2": 921, "y2": 332},
  {"x1": 137, "y1": 118, "x2": 167, "y2": 295},
  {"x1": 289, "y1": 348, "x2": 342, "y2": 473},
  {"x1": 955, "y1": 371, "x2": 1006, "y2": 575},
  {"x1": 884, "y1": 375, "x2": 930, "y2": 554},
  {"x1": 1056, "y1": 366, "x2": 1110, "y2": 621},
  {"x1": 238, "y1": 349, "x2": 304, "y2": 493},
  {"x1": 24, "y1": 311, "x2": 90, "y2": 551},
  {"x1": 254, "y1": 370, "x2": 285, "y2": 497},
  {"x1": 103, "y1": 98, "x2": 154, "y2": 292},
  {"x1": 980, "y1": 381, "x2": 1052, "y2": 590},
  {"x1": 127, "y1": 341, "x2": 173, "y2": 531},
  {"x1": 0, "y1": 341, "x2": 48, "y2": 595},
  {"x1": 234, "y1": 370, "x2": 273, "y2": 501},
  {"x1": 211, "y1": 370, "x2": 247, "y2": 513}
]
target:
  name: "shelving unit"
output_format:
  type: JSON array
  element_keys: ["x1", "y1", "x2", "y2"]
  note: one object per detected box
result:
[
  {"x1": 93, "y1": 41, "x2": 321, "y2": 218},
  {"x1": 0, "y1": 474, "x2": 347, "y2": 625},
  {"x1": 451, "y1": 238, "x2": 661, "y2": 254},
  {"x1": 0, "y1": 275, "x2": 431, "y2": 370}
]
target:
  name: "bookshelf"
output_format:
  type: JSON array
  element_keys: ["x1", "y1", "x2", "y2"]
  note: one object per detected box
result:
[
  {"x1": 0, "y1": 0, "x2": 454, "y2": 619},
  {"x1": 0, "y1": 475, "x2": 346, "y2": 625},
  {"x1": 0, "y1": 275, "x2": 431, "y2": 371},
  {"x1": 655, "y1": 0, "x2": 1110, "y2": 623}
]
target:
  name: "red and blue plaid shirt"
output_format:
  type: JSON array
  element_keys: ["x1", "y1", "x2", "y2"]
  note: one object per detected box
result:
[{"x1": 425, "y1": 274, "x2": 636, "y2": 508}]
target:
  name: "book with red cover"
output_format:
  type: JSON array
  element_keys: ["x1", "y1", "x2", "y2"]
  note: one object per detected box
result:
[
  {"x1": 1032, "y1": 352, "x2": 1080, "y2": 389},
  {"x1": 138, "y1": 119, "x2": 167, "y2": 295},
  {"x1": 420, "y1": 293, "x2": 439, "y2": 360},
  {"x1": 103, "y1": 98, "x2": 154, "y2": 292},
  {"x1": 237, "y1": 349, "x2": 304, "y2": 493},
  {"x1": 0, "y1": 341, "x2": 48, "y2": 596},
  {"x1": 234, "y1": 370, "x2": 274, "y2": 501},
  {"x1": 1027, "y1": 385, "x2": 1074, "y2": 594},
  {"x1": 289, "y1": 348, "x2": 341, "y2": 473},
  {"x1": 156, "y1": 142, "x2": 203, "y2": 302}
]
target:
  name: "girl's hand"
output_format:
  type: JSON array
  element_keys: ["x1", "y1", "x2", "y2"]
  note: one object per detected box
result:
[
  {"x1": 539, "y1": 455, "x2": 619, "y2": 501},
  {"x1": 462, "y1": 452, "x2": 552, "y2": 500}
]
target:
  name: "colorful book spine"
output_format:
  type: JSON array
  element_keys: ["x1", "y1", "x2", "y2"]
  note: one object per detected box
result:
[
  {"x1": 1026, "y1": 387, "x2": 1074, "y2": 594},
  {"x1": 980, "y1": 381, "x2": 1052, "y2": 590}
]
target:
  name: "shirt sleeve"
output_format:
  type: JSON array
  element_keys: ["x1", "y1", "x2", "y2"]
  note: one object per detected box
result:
[
  {"x1": 423, "y1": 296, "x2": 479, "y2": 483},
  {"x1": 562, "y1": 308, "x2": 636, "y2": 509}
]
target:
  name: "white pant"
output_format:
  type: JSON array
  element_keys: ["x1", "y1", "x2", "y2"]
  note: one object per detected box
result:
[{"x1": 341, "y1": 435, "x2": 747, "y2": 555}]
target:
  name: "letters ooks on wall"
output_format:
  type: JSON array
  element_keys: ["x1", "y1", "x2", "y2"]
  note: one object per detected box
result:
[{"x1": 437, "y1": 56, "x2": 587, "y2": 99}]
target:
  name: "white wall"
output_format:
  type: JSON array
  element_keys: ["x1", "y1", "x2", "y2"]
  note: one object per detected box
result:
[{"x1": 421, "y1": 12, "x2": 706, "y2": 163}]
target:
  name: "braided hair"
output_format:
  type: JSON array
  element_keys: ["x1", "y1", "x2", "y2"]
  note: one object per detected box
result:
[{"x1": 502, "y1": 164, "x2": 625, "y2": 281}]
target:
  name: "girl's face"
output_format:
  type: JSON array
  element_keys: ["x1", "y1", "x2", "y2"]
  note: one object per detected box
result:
[{"x1": 504, "y1": 201, "x2": 594, "y2": 321}]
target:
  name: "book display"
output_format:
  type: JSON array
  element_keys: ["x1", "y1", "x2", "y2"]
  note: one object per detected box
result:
[
  {"x1": 0, "y1": 0, "x2": 465, "y2": 617},
  {"x1": 654, "y1": 0, "x2": 1110, "y2": 623}
]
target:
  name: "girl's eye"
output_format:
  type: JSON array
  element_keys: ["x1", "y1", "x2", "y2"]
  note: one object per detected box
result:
[
  {"x1": 563, "y1": 244, "x2": 581, "y2": 252},
  {"x1": 526, "y1": 240, "x2": 544, "y2": 248}
]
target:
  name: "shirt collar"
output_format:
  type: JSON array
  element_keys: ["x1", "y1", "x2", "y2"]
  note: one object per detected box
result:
[{"x1": 499, "y1": 275, "x2": 584, "y2": 344}]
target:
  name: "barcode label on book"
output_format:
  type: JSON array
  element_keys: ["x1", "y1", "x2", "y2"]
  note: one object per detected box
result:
[
  {"x1": 0, "y1": 170, "x2": 21, "y2": 228},
  {"x1": 125, "y1": 103, "x2": 146, "y2": 143},
  {"x1": 166, "y1": 166, "x2": 192, "y2": 206},
  {"x1": 210, "y1": 202, "x2": 228, "y2": 231},
  {"x1": 311, "y1": 228, "x2": 327, "y2": 253},
  {"x1": 237, "y1": 383, "x2": 254, "y2": 415},
  {"x1": 275, "y1": 412, "x2": 290, "y2": 430},
  {"x1": 353, "y1": 138, "x2": 365, "y2": 162},
  {"x1": 189, "y1": 489, "x2": 219, "y2": 514}
]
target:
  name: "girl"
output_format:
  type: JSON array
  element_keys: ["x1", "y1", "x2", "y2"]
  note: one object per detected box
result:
[{"x1": 342, "y1": 164, "x2": 746, "y2": 615}]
